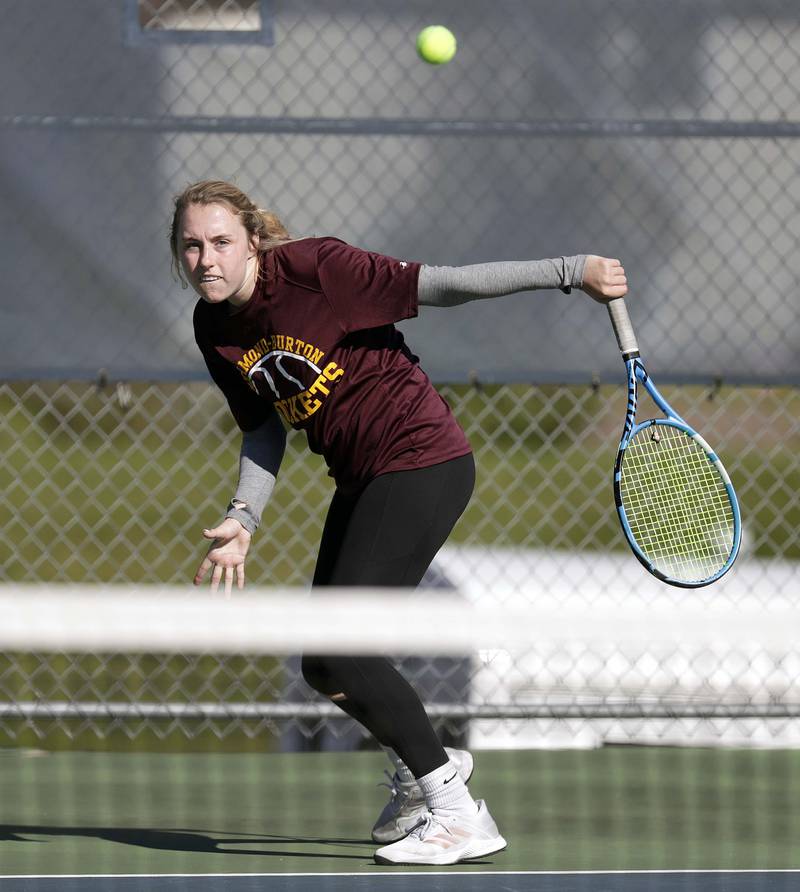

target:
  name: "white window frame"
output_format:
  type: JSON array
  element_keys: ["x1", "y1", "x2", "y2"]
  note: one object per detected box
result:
[{"x1": 124, "y1": 0, "x2": 274, "y2": 46}]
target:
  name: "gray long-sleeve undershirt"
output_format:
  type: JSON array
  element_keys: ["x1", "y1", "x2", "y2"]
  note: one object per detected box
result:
[
  {"x1": 225, "y1": 410, "x2": 286, "y2": 534},
  {"x1": 418, "y1": 255, "x2": 587, "y2": 306},
  {"x1": 224, "y1": 255, "x2": 587, "y2": 532}
]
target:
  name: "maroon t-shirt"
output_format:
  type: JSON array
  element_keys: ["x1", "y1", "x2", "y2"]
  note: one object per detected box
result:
[{"x1": 193, "y1": 237, "x2": 471, "y2": 493}]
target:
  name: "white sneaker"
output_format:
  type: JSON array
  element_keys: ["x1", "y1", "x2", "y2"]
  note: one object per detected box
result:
[
  {"x1": 374, "y1": 799, "x2": 507, "y2": 865},
  {"x1": 371, "y1": 747, "x2": 474, "y2": 843}
]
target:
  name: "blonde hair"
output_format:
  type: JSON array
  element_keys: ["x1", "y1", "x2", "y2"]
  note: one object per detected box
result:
[{"x1": 169, "y1": 180, "x2": 293, "y2": 286}]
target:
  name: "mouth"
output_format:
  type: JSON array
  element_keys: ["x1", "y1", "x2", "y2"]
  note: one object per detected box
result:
[{"x1": 199, "y1": 275, "x2": 222, "y2": 284}]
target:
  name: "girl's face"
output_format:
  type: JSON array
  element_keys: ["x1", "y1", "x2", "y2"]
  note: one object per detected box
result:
[{"x1": 179, "y1": 202, "x2": 259, "y2": 306}]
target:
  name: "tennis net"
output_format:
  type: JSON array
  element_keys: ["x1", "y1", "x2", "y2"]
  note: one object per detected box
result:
[
  {"x1": 2, "y1": 583, "x2": 800, "y2": 882},
  {"x1": 2, "y1": 582, "x2": 800, "y2": 747}
]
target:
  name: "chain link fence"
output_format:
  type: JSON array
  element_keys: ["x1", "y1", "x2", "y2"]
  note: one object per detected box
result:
[{"x1": 1, "y1": 0, "x2": 799, "y2": 749}]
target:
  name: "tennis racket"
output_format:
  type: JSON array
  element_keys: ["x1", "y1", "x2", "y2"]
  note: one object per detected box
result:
[{"x1": 607, "y1": 298, "x2": 741, "y2": 587}]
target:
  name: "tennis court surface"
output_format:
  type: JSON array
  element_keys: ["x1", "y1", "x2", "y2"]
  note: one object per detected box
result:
[
  {"x1": 4, "y1": 871, "x2": 800, "y2": 892},
  {"x1": 2, "y1": 748, "x2": 799, "y2": 890}
]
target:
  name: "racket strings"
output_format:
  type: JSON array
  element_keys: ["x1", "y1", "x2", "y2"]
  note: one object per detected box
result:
[{"x1": 619, "y1": 425, "x2": 735, "y2": 583}]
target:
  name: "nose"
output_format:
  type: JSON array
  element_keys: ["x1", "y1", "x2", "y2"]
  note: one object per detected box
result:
[{"x1": 197, "y1": 244, "x2": 213, "y2": 269}]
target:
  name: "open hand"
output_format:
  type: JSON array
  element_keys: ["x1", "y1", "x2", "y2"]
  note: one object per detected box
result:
[
  {"x1": 580, "y1": 256, "x2": 628, "y2": 303},
  {"x1": 193, "y1": 517, "x2": 252, "y2": 598}
]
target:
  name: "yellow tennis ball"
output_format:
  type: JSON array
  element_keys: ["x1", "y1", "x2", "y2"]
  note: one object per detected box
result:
[{"x1": 416, "y1": 25, "x2": 457, "y2": 65}]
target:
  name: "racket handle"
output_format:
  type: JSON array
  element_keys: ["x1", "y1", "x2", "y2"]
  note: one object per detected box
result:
[{"x1": 607, "y1": 297, "x2": 639, "y2": 357}]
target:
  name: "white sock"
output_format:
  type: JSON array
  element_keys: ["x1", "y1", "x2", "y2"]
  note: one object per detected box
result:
[
  {"x1": 417, "y1": 759, "x2": 478, "y2": 816},
  {"x1": 381, "y1": 746, "x2": 415, "y2": 784}
]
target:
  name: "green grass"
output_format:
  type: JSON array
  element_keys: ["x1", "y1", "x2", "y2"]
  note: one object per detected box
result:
[
  {"x1": 1, "y1": 748, "x2": 798, "y2": 874},
  {"x1": 4, "y1": 379, "x2": 796, "y2": 586}
]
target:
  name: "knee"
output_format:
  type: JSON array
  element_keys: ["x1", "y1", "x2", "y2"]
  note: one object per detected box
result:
[{"x1": 301, "y1": 654, "x2": 336, "y2": 695}]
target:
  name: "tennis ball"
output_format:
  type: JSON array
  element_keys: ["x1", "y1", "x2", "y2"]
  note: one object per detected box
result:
[{"x1": 416, "y1": 25, "x2": 457, "y2": 65}]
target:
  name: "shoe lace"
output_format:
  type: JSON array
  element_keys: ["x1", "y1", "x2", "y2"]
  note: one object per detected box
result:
[
  {"x1": 377, "y1": 770, "x2": 423, "y2": 816},
  {"x1": 377, "y1": 770, "x2": 400, "y2": 799},
  {"x1": 408, "y1": 811, "x2": 450, "y2": 841}
]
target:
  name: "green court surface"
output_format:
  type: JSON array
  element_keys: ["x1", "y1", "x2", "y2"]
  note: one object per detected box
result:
[{"x1": 1, "y1": 747, "x2": 799, "y2": 876}]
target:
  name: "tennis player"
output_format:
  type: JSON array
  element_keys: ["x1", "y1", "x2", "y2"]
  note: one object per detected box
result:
[{"x1": 170, "y1": 180, "x2": 627, "y2": 865}]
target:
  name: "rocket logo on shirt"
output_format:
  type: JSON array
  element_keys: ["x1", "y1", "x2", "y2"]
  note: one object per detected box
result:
[{"x1": 235, "y1": 334, "x2": 344, "y2": 426}]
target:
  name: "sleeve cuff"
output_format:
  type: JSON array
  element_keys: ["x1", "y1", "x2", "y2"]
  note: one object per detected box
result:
[
  {"x1": 559, "y1": 255, "x2": 587, "y2": 294},
  {"x1": 226, "y1": 504, "x2": 258, "y2": 535}
]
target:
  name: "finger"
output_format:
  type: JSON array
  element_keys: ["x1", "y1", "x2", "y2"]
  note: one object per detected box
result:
[
  {"x1": 210, "y1": 562, "x2": 223, "y2": 595},
  {"x1": 203, "y1": 527, "x2": 221, "y2": 540},
  {"x1": 224, "y1": 565, "x2": 234, "y2": 600},
  {"x1": 604, "y1": 267, "x2": 626, "y2": 285},
  {"x1": 194, "y1": 556, "x2": 213, "y2": 586},
  {"x1": 236, "y1": 561, "x2": 246, "y2": 591}
]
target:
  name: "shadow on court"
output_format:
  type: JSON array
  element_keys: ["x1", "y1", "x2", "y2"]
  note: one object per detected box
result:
[{"x1": 0, "y1": 824, "x2": 386, "y2": 860}]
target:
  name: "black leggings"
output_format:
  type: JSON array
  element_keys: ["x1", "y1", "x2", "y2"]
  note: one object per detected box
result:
[{"x1": 301, "y1": 452, "x2": 475, "y2": 778}]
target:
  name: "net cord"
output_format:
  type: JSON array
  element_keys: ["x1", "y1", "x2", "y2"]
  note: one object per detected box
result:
[{"x1": 1, "y1": 587, "x2": 797, "y2": 654}]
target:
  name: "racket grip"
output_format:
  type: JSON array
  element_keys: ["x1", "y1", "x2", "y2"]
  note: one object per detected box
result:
[{"x1": 607, "y1": 298, "x2": 639, "y2": 357}]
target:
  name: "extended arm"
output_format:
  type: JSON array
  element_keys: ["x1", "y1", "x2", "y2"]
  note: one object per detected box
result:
[
  {"x1": 417, "y1": 254, "x2": 626, "y2": 306},
  {"x1": 194, "y1": 411, "x2": 286, "y2": 595},
  {"x1": 226, "y1": 410, "x2": 287, "y2": 534}
]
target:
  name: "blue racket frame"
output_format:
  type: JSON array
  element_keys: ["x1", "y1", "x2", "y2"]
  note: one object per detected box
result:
[{"x1": 614, "y1": 357, "x2": 742, "y2": 587}]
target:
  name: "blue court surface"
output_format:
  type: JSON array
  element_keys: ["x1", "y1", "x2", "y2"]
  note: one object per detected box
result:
[{"x1": 3, "y1": 871, "x2": 800, "y2": 892}]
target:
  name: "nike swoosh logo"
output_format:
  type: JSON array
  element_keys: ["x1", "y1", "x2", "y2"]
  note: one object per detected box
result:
[{"x1": 443, "y1": 772, "x2": 457, "y2": 784}]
